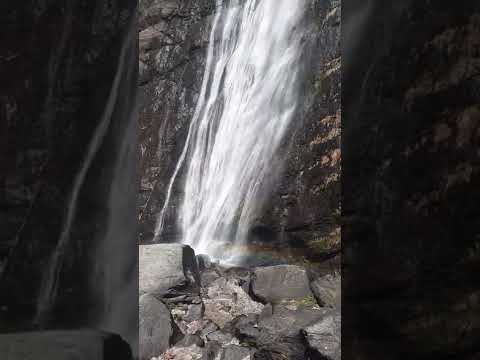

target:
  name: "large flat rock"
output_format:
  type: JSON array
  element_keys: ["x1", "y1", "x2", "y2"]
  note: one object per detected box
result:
[
  {"x1": 251, "y1": 265, "x2": 313, "y2": 303},
  {"x1": 0, "y1": 330, "x2": 132, "y2": 359},
  {"x1": 139, "y1": 244, "x2": 200, "y2": 298}
]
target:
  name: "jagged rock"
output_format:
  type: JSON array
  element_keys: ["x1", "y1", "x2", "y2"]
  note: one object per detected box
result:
[
  {"x1": 200, "y1": 269, "x2": 222, "y2": 288},
  {"x1": 203, "y1": 341, "x2": 223, "y2": 360},
  {"x1": 0, "y1": 330, "x2": 132, "y2": 360},
  {"x1": 174, "y1": 334, "x2": 204, "y2": 348},
  {"x1": 199, "y1": 321, "x2": 219, "y2": 338},
  {"x1": 139, "y1": 244, "x2": 200, "y2": 298},
  {"x1": 204, "y1": 278, "x2": 264, "y2": 328},
  {"x1": 302, "y1": 312, "x2": 341, "y2": 360},
  {"x1": 185, "y1": 303, "x2": 204, "y2": 322},
  {"x1": 310, "y1": 273, "x2": 341, "y2": 308},
  {"x1": 157, "y1": 344, "x2": 204, "y2": 360},
  {"x1": 221, "y1": 266, "x2": 252, "y2": 294},
  {"x1": 206, "y1": 330, "x2": 235, "y2": 345},
  {"x1": 183, "y1": 319, "x2": 217, "y2": 338},
  {"x1": 231, "y1": 314, "x2": 261, "y2": 341},
  {"x1": 139, "y1": 294, "x2": 173, "y2": 360},
  {"x1": 251, "y1": 265, "x2": 313, "y2": 303},
  {"x1": 164, "y1": 295, "x2": 202, "y2": 305},
  {"x1": 196, "y1": 254, "x2": 212, "y2": 271},
  {"x1": 220, "y1": 345, "x2": 255, "y2": 360}
]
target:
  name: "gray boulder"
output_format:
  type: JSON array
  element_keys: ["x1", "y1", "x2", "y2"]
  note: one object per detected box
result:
[
  {"x1": 196, "y1": 254, "x2": 212, "y2": 271},
  {"x1": 200, "y1": 268, "x2": 221, "y2": 288},
  {"x1": 251, "y1": 265, "x2": 313, "y2": 303},
  {"x1": 204, "y1": 277, "x2": 264, "y2": 328},
  {"x1": 139, "y1": 294, "x2": 173, "y2": 360},
  {"x1": 302, "y1": 312, "x2": 341, "y2": 360},
  {"x1": 184, "y1": 302, "x2": 204, "y2": 322},
  {"x1": 233, "y1": 304, "x2": 330, "y2": 360},
  {"x1": 139, "y1": 244, "x2": 200, "y2": 298},
  {"x1": 310, "y1": 273, "x2": 341, "y2": 308}
]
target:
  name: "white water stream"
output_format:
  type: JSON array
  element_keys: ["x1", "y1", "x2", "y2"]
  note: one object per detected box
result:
[{"x1": 155, "y1": 0, "x2": 306, "y2": 260}]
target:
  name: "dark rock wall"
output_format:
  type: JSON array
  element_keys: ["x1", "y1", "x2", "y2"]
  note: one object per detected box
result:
[
  {"x1": 259, "y1": 0, "x2": 341, "y2": 257},
  {"x1": 138, "y1": 0, "x2": 215, "y2": 243},
  {"x1": 343, "y1": 1, "x2": 480, "y2": 358},
  {"x1": 137, "y1": 0, "x2": 341, "y2": 259},
  {"x1": 0, "y1": 0, "x2": 138, "y2": 342}
]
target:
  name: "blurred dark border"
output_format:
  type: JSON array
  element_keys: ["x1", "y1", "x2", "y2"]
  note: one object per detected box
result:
[
  {"x1": 0, "y1": 1, "x2": 138, "y2": 358},
  {"x1": 343, "y1": 1, "x2": 480, "y2": 359}
]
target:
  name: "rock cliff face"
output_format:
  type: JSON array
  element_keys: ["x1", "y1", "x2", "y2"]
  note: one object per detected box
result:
[
  {"x1": 137, "y1": 0, "x2": 341, "y2": 260},
  {"x1": 138, "y1": 0, "x2": 215, "y2": 243}
]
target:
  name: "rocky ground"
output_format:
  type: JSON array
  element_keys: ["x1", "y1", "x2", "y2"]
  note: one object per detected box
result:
[{"x1": 139, "y1": 244, "x2": 340, "y2": 360}]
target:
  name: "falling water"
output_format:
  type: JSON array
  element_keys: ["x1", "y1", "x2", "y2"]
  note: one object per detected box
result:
[{"x1": 155, "y1": 0, "x2": 306, "y2": 259}]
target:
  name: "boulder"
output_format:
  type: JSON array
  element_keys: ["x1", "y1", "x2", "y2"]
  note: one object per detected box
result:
[
  {"x1": 251, "y1": 265, "x2": 313, "y2": 303},
  {"x1": 310, "y1": 273, "x2": 341, "y2": 308},
  {"x1": 139, "y1": 244, "x2": 200, "y2": 298},
  {"x1": 200, "y1": 268, "x2": 221, "y2": 288},
  {"x1": 221, "y1": 266, "x2": 252, "y2": 294},
  {"x1": 184, "y1": 302, "x2": 204, "y2": 322},
  {"x1": 302, "y1": 312, "x2": 341, "y2": 360},
  {"x1": 139, "y1": 294, "x2": 173, "y2": 360},
  {"x1": 0, "y1": 330, "x2": 132, "y2": 360},
  {"x1": 196, "y1": 254, "x2": 212, "y2": 271},
  {"x1": 204, "y1": 278, "x2": 264, "y2": 328},
  {"x1": 233, "y1": 304, "x2": 330, "y2": 360}
]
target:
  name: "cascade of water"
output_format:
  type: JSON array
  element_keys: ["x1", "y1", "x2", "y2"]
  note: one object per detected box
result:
[{"x1": 155, "y1": 0, "x2": 306, "y2": 259}]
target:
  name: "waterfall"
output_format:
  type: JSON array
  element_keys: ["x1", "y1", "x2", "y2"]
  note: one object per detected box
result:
[{"x1": 155, "y1": 0, "x2": 306, "y2": 259}]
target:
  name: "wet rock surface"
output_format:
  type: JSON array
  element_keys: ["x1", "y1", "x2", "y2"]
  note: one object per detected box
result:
[{"x1": 139, "y1": 247, "x2": 341, "y2": 360}]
